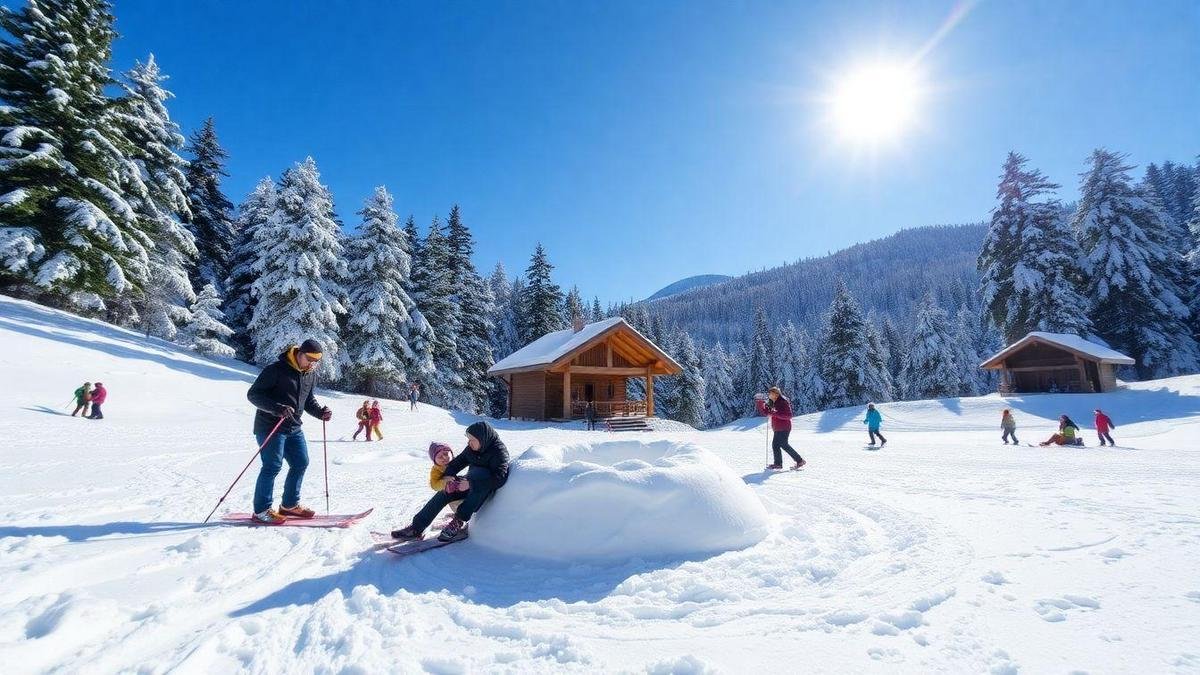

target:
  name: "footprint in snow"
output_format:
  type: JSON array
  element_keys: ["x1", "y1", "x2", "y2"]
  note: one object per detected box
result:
[{"x1": 1034, "y1": 595, "x2": 1100, "y2": 622}]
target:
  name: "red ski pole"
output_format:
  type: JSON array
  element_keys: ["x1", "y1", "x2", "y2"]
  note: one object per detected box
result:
[
  {"x1": 202, "y1": 416, "x2": 286, "y2": 524},
  {"x1": 322, "y1": 419, "x2": 330, "y2": 515}
]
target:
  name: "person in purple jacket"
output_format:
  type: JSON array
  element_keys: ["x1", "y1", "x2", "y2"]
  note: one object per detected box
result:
[{"x1": 764, "y1": 386, "x2": 805, "y2": 470}]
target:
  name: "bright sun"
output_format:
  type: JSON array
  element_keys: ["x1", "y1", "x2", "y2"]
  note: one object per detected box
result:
[{"x1": 829, "y1": 62, "x2": 923, "y2": 143}]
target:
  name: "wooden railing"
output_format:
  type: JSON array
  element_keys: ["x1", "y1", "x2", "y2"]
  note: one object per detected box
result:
[{"x1": 570, "y1": 400, "x2": 647, "y2": 418}]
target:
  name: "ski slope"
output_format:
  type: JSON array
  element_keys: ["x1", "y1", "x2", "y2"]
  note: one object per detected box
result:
[{"x1": 1, "y1": 294, "x2": 1199, "y2": 674}]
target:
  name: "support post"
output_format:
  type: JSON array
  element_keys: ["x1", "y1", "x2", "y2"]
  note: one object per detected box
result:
[
  {"x1": 506, "y1": 375, "x2": 513, "y2": 419},
  {"x1": 606, "y1": 341, "x2": 613, "y2": 367},
  {"x1": 646, "y1": 368, "x2": 654, "y2": 417},
  {"x1": 563, "y1": 367, "x2": 571, "y2": 419}
]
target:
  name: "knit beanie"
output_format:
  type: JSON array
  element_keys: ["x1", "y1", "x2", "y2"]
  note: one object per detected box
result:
[{"x1": 429, "y1": 441, "x2": 453, "y2": 462}]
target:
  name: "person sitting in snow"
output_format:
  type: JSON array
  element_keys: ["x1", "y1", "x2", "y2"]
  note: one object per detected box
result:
[
  {"x1": 1001, "y1": 409, "x2": 1018, "y2": 445},
  {"x1": 1094, "y1": 409, "x2": 1116, "y2": 447},
  {"x1": 71, "y1": 382, "x2": 93, "y2": 417},
  {"x1": 425, "y1": 441, "x2": 464, "y2": 515},
  {"x1": 863, "y1": 402, "x2": 886, "y2": 447},
  {"x1": 764, "y1": 386, "x2": 805, "y2": 469},
  {"x1": 1039, "y1": 414, "x2": 1080, "y2": 446},
  {"x1": 87, "y1": 382, "x2": 107, "y2": 420},
  {"x1": 369, "y1": 400, "x2": 384, "y2": 440},
  {"x1": 245, "y1": 338, "x2": 333, "y2": 524},
  {"x1": 352, "y1": 400, "x2": 372, "y2": 440},
  {"x1": 391, "y1": 420, "x2": 510, "y2": 543}
]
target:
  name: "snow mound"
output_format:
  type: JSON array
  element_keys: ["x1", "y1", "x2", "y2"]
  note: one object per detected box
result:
[{"x1": 471, "y1": 440, "x2": 770, "y2": 561}]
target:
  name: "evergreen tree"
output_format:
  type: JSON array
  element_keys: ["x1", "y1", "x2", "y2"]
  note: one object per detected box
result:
[
  {"x1": 1073, "y1": 149, "x2": 1199, "y2": 378},
  {"x1": 670, "y1": 332, "x2": 706, "y2": 428},
  {"x1": 487, "y1": 262, "x2": 521, "y2": 417},
  {"x1": 343, "y1": 187, "x2": 421, "y2": 395},
  {"x1": 183, "y1": 117, "x2": 236, "y2": 291},
  {"x1": 979, "y1": 152, "x2": 1092, "y2": 342},
  {"x1": 793, "y1": 328, "x2": 825, "y2": 413},
  {"x1": 445, "y1": 205, "x2": 494, "y2": 412},
  {"x1": 520, "y1": 243, "x2": 565, "y2": 343},
  {"x1": 953, "y1": 304, "x2": 983, "y2": 396},
  {"x1": 181, "y1": 283, "x2": 234, "y2": 357},
  {"x1": 562, "y1": 285, "x2": 584, "y2": 324},
  {"x1": 0, "y1": 0, "x2": 154, "y2": 307},
  {"x1": 880, "y1": 316, "x2": 906, "y2": 397},
  {"x1": 116, "y1": 55, "x2": 197, "y2": 339},
  {"x1": 747, "y1": 307, "x2": 776, "y2": 396},
  {"x1": 702, "y1": 342, "x2": 737, "y2": 427},
  {"x1": 900, "y1": 293, "x2": 961, "y2": 399},
  {"x1": 776, "y1": 320, "x2": 803, "y2": 398},
  {"x1": 590, "y1": 295, "x2": 604, "y2": 321},
  {"x1": 410, "y1": 216, "x2": 465, "y2": 407},
  {"x1": 247, "y1": 158, "x2": 347, "y2": 378},
  {"x1": 223, "y1": 177, "x2": 276, "y2": 358},
  {"x1": 818, "y1": 281, "x2": 892, "y2": 408}
]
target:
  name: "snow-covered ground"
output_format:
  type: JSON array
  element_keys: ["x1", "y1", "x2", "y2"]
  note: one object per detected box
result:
[{"x1": 2, "y1": 294, "x2": 1199, "y2": 674}]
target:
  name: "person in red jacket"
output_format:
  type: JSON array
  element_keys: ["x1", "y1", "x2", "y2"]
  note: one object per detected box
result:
[
  {"x1": 764, "y1": 386, "x2": 805, "y2": 470},
  {"x1": 1094, "y1": 409, "x2": 1116, "y2": 446},
  {"x1": 87, "y1": 382, "x2": 108, "y2": 420},
  {"x1": 369, "y1": 400, "x2": 383, "y2": 440}
]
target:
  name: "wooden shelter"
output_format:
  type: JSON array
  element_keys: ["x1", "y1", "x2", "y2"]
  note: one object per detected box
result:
[
  {"x1": 488, "y1": 317, "x2": 683, "y2": 421},
  {"x1": 979, "y1": 332, "x2": 1134, "y2": 394}
]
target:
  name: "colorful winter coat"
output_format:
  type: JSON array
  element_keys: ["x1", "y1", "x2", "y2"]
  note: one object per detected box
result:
[
  {"x1": 1094, "y1": 412, "x2": 1114, "y2": 433},
  {"x1": 1060, "y1": 421, "x2": 1078, "y2": 440},
  {"x1": 429, "y1": 464, "x2": 452, "y2": 491},
  {"x1": 90, "y1": 384, "x2": 107, "y2": 405},
  {"x1": 356, "y1": 407, "x2": 370, "y2": 422},
  {"x1": 1001, "y1": 413, "x2": 1016, "y2": 431},
  {"x1": 246, "y1": 347, "x2": 323, "y2": 435},
  {"x1": 864, "y1": 408, "x2": 882, "y2": 430},
  {"x1": 369, "y1": 407, "x2": 383, "y2": 424},
  {"x1": 74, "y1": 386, "x2": 92, "y2": 404},
  {"x1": 766, "y1": 396, "x2": 793, "y2": 432}
]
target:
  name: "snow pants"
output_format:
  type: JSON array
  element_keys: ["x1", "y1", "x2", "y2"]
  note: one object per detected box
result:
[
  {"x1": 353, "y1": 421, "x2": 372, "y2": 440},
  {"x1": 411, "y1": 466, "x2": 498, "y2": 529},
  {"x1": 1002, "y1": 429, "x2": 1018, "y2": 444},
  {"x1": 72, "y1": 402, "x2": 89, "y2": 417},
  {"x1": 868, "y1": 428, "x2": 886, "y2": 445},
  {"x1": 88, "y1": 403, "x2": 104, "y2": 419},
  {"x1": 772, "y1": 430, "x2": 803, "y2": 465},
  {"x1": 253, "y1": 428, "x2": 309, "y2": 513},
  {"x1": 1097, "y1": 431, "x2": 1114, "y2": 445}
]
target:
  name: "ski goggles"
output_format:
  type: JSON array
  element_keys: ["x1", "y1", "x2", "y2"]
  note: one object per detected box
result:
[{"x1": 302, "y1": 352, "x2": 323, "y2": 362}]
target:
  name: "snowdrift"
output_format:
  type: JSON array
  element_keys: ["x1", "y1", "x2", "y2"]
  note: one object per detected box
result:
[{"x1": 471, "y1": 440, "x2": 770, "y2": 561}]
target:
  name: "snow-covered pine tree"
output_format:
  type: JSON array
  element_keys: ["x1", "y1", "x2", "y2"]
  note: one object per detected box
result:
[
  {"x1": 183, "y1": 117, "x2": 236, "y2": 292},
  {"x1": 953, "y1": 304, "x2": 983, "y2": 396},
  {"x1": 590, "y1": 295, "x2": 604, "y2": 322},
  {"x1": 445, "y1": 205, "x2": 494, "y2": 412},
  {"x1": 562, "y1": 285, "x2": 584, "y2": 325},
  {"x1": 410, "y1": 216, "x2": 466, "y2": 407},
  {"x1": 864, "y1": 321, "x2": 895, "y2": 402},
  {"x1": 793, "y1": 328, "x2": 825, "y2": 413},
  {"x1": 818, "y1": 280, "x2": 892, "y2": 408},
  {"x1": 343, "y1": 186, "x2": 422, "y2": 395},
  {"x1": 116, "y1": 55, "x2": 197, "y2": 340},
  {"x1": 880, "y1": 316, "x2": 906, "y2": 398},
  {"x1": 670, "y1": 331, "x2": 706, "y2": 428},
  {"x1": 1169, "y1": 163, "x2": 1198, "y2": 238},
  {"x1": 247, "y1": 158, "x2": 348, "y2": 378},
  {"x1": 181, "y1": 283, "x2": 234, "y2": 357},
  {"x1": 898, "y1": 293, "x2": 961, "y2": 399},
  {"x1": 776, "y1": 320, "x2": 803, "y2": 399},
  {"x1": 520, "y1": 243, "x2": 565, "y2": 343},
  {"x1": 747, "y1": 307, "x2": 776, "y2": 397},
  {"x1": 702, "y1": 341, "x2": 737, "y2": 426},
  {"x1": 1188, "y1": 175, "x2": 1200, "y2": 339},
  {"x1": 654, "y1": 328, "x2": 682, "y2": 419},
  {"x1": 223, "y1": 177, "x2": 276, "y2": 358},
  {"x1": 979, "y1": 152, "x2": 1092, "y2": 342},
  {"x1": 0, "y1": 0, "x2": 155, "y2": 308},
  {"x1": 1073, "y1": 149, "x2": 1200, "y2": 378},
  {"x1": 487, "y1": 262, "x2": 521, "y2": 416}
]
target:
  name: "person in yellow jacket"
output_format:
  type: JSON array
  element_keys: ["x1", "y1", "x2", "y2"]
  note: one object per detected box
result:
[
  {"x1": 369, "y1": 400, "x2": 384, "y2": 440},
  {"x1": 426, "y1": 441, "x2": 463, "y2": 514},
  {"x1": 352, "y1": 400, "x2": 372, "y2": 440}
]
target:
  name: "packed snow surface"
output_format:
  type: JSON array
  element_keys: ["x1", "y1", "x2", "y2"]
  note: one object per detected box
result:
[
  {"x1": 2, "y1": 294, "x2": 1199, "y2": 673},
  {"x1": 472, "y1": 440, "x2": 769, "y2": 561}
]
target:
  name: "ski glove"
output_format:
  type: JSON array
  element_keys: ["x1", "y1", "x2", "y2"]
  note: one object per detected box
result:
[
  {"x1": 278, "y1": 404, "x2": 295, "y2": 418},
  {"x1": 319, "y1": 406, "x2": 333, "y2": 421}
]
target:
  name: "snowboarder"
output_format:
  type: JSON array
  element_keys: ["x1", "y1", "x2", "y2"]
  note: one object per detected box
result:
[
  {"x1": 71, "y1": 382, "x2": 93, "y2": 417},
  {"x1": 585, "y1": 399, "x2": 597, "y2": 431},
  {"x1": 409, "y1": 382, "x2": 419, "y2": 411},
  {"x1": 1039, "y1": 414, "x2": 1080, "y2": 446},
  {"x1": 245, "y1": 339, "x2": 333, "y2": 524},
  {"x1": 864, "y1": 402, "x2": 886, "y2": 447},
  {"x1": 764, "y1": 386, "x2": 805, "y2": 470},
  {"x1": 87, "y1": 382, "x2": 107, "y2": 420},
  {"x1": 352, "y1": 400, "x2": 372, "y2": 440},
  {"x1": 369, "y1": 400, "x2": 383, "y2": 440},
  {"x1": 1001, "y1": 409, "x2": 1018, "y2": 445},
  {"x1": 1094, "y1": 409, "x2": 1116, "y2": 446},
  {"x1": 391, "y1": 420, "x2": 509, "y2": 543}
]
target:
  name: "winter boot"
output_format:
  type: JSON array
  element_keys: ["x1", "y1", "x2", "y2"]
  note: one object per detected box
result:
[
  {"x1": 880, "y1": 439, "x2": 887, "y2": 448},
  {"x1": 438, "y1": 518, "x2": 468, "y2": 542},
  {"x1": 792, "y1": 458, "x2": 806, "y2": 470},
  {"x1": 391, "y1": 523, "x2": 424, "y2": 539},
  {"x1": 765, "y1": 463, "x2": 783, "y2": 470},
  {"x1": 253, "y1": 509, "x2": 286, "y2": 525},
  {"x1": 278, "y1": 504, "x2": 315, "y2": 519}
]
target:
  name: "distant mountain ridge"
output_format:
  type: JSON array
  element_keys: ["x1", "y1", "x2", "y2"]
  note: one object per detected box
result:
[
  {"x1": 644, "y1": 224, "x2": 988, "y2": 345},
  {"x1": 647, "y1": 274, "x2": 733, "y2": 302}
]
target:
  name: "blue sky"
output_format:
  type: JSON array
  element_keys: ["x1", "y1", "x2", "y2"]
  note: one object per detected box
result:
[{"x1": 102, "y1": 0, "x2": 1199, "y2": 303}]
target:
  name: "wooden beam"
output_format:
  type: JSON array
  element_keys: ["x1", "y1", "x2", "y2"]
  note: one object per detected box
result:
[
  {"x1": 606, "y1": 340, "x2": 613, "y2": 367},
  {"x1": 646, "y1": 368, "x2": 654, "y2": 417},
  {"x1": 506, "y1": 375, "x2": 513, "y2": 420},
  {"x1": 564, "y1": 366, "x2": 650, "y2": 376},
  {"x1": 563, "y1": 367, "x2": 571, "y2": 420}
]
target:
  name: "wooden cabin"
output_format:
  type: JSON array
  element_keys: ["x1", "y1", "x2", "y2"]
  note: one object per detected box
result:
[
  {"x1": 488, "y1": 317, "x2": 683, "y2": 421},
  {"x1": 979, "y1": 332, "x2": 1134, "y2": 394}
]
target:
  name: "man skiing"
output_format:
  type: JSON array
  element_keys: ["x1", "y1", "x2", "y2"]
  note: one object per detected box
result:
[
  {"x1": 864, "y1": 403, "x2": 885, "y2": 446},
  {"x1": 245, "y1": 338, "x2": 333, "y2": 524},
  {"x1": 764, "y1": 386, "x2": 805, "y2": 470},
  {"x1": 391, "y1": 420, "x2": 509, "y2": 542},
  {"x1": 88, "y1": 382, "x2": 107, "y2": 420},
  {"x1": 1094, "y1": 409, "x2": 1116, "y2": 446}
]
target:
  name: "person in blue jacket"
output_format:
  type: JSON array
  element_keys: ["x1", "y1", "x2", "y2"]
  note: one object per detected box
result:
[{"x1": 863, "y1": 403, "x2": 886, "y2": 447}]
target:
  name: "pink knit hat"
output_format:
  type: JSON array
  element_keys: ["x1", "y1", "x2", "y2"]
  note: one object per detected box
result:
[{"x1": 428, "y1": 441, "x2": 453, "y2": 462}]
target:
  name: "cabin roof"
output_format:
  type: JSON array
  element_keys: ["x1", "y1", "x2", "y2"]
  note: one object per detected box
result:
[
  {"x1": 979, "y1": 331, "x2": 1135, "y2": 369},
  {"x1": 488, "y1": 317, "x2": 682, "y2": 376}
]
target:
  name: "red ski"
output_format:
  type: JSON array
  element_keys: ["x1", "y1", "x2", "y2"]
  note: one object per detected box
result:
[
  {"x1": 386, "y1": 534, "x2": 464, "y2": 558},
  {"x1": 221, "y1": 508, "x2": 373, "y2": 528}
]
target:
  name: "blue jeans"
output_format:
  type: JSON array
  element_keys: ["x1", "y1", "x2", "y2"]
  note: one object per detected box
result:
[
  {"x1": 253, "y1": 429, "x2": 309, "y2": 513},
  {"x1": 412, "y1": 466, "x2": 498, "y2": 529}
]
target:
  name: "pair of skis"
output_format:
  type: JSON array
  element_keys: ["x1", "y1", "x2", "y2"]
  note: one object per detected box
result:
[{"x1": 219, "y1": 508, "x2": 461, "y2": 558}]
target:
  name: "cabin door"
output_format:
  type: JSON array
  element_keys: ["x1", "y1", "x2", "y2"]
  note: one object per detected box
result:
[
  {"x1": 584, "y1": 383, "x2": 595, "y2": 402},
  {"x1": 1085, "y1": 362, "x2": 1101, "y2": 392}
]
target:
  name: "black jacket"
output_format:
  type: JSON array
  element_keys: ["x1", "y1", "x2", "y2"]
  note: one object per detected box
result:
[
  {"x1": 247, "y1": 348, "x2": 324, "y2": 434},
  {"x1": 446, "y1": 420, "x2": 510, "y2": 487}
]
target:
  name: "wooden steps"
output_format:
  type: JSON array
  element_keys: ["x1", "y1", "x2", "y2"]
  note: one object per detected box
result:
[{"x1": 605, "y1": 416, "x2": 651, "y2": 432}]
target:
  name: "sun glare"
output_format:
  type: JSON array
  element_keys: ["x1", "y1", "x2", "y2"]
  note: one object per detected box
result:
[{"x1": 829, "y1": 62, "x2": 923, "y2": 144}]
